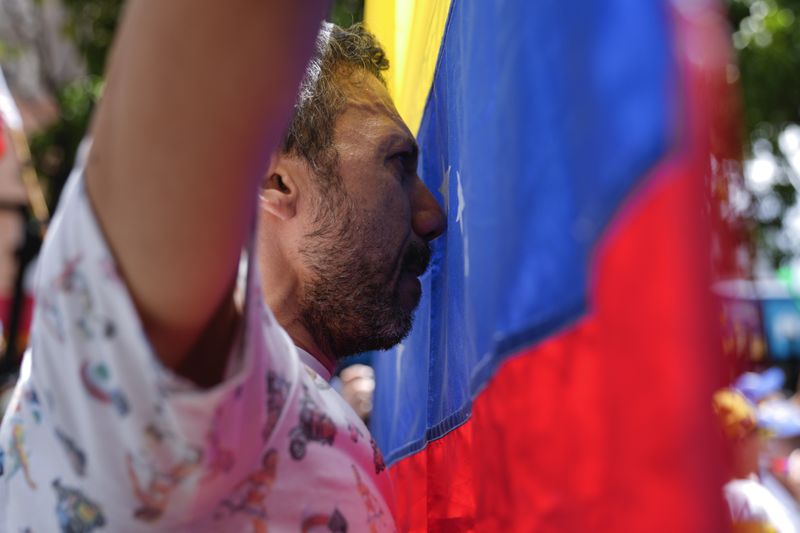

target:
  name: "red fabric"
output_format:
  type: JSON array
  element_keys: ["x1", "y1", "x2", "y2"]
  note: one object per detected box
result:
[
  {"x1": 388, "y1": 6, "x2": 737, "y2": 531},
  {"x1": 0, "y1": 295, "x2": 34, "y2": 349}
]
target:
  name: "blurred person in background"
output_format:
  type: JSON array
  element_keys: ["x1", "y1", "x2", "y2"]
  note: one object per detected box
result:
[
  {"x1": 0, "y1": 66, "x2": 47, "y2": 416},
  {"x1": 0, "y1": 67, "x2": 27, "y2": 330},
  {"x1": 758, "y1": 399, "x2": 800, "y2": 520},
  {"x1": 734, "y1": 368, "x2": 800, "y2": 527},
  {"x1": 736, "y1": 367, "x2": 789, "y2": 406},
  {"x1": 0, "y1": 0, "x2": 83, "y2": 413},
  {"x1": 0, "y1": 66, "x2": 28, "y2": 404},
  {"x1": 715, "y1": 388, "x2": 797, "y2": 532},
  {"x1": 335, "y1": 363, "x2": 376, "y2": 423},
  {"x1": 0, "y1": 0, "x2": 445, "y2": 531},
  {"x1": 732, "y1": 368, "x2": 800, "y2": 516}
]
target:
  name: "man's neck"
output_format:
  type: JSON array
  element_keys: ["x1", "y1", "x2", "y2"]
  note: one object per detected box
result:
[
  {"x1": 292, "y1": 337, "x2": 337, "y2": 376},
  {"x1": 256, "y1": 245, "x2": 336, "y2": 377},
  {"x1": 264, "y1": 291, "x2": 337, "y2": 375},
  {"x1": 294, "y1": 344, "x2": 335, "y2": 381}
]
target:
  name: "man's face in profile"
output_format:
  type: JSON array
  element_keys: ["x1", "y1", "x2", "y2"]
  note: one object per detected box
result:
[{"x1": 297, "y1": 71, "x2": 445, "y2": 358}]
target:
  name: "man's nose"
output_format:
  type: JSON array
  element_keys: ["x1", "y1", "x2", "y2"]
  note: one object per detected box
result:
[{"x1": 411, "y1": 176, "x2": 446, "y2": 241}]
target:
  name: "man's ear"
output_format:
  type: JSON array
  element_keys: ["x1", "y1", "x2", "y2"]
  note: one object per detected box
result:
[{"x1": 260, "y1": 157, "x2": 299, "y2": 221}]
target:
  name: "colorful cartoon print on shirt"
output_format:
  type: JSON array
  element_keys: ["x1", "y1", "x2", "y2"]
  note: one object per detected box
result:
[
  {"x1": 301, "y1": 508, "x2": 348, "y2": 533},
  {"x1": 263, "y1": 370, "x2": 290, "y2": 439},
  {"x1": 347, "y1": 422, "x2": 364, "y2": 443},
  {"x1": 369, "y1": 438, "x2": 385, "y2": 475},
  {"x1": 351, "y1": 465, "x2": 386, "y2": 532},
  {"x1": 80, "y1": 360, "x2": 129, "y2": 416},
  {"x1": 5, "y1": 409, "x2": 36, "y2": 489},
  {"x1": 214, "y1": 448, "x2": 278, "y2": 532},
  {"x1": 23, "y1": 385, "x2": 43, "y2": 424},
  {"x1": 40, "y1": 285, "x2": 66, "y2": 342},
  {"x1": 125, "y1": 420, "x2": 203, "y2": 522},
  {"x1": 304, "y1": 366, "x2": 332, "y2": 391},
  {"x1": 55, "y1": 428, "x2": 87, "y2": 477},
  {"x1": 52, "y1": 478, "x2": 106, "y2": 533},
  {"x1": 289, "y1": 385, "x2": 336, "y2": 460},
  {"x1": 99, "y1": 257, "x2": 122, "y2": 284},
  {"x1": 125, "y1": 445, "x2": 203, "y2": 522},
  {"x1": 200, "y1": 401, "x2": 235, "y2": 484},
  {"x1": 143, "y1": 422, "x2": 167, "y2": 442},
  {"x1": 44, "y1": 255, "x2": 116, "y2": 341}
]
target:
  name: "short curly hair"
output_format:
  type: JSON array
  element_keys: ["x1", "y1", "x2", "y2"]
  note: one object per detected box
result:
[{"x1": 281, "y1": 22, "x2": 389, "y2": 191}]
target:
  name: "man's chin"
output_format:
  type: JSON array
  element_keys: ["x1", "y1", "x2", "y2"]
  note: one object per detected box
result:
[
  {"x1": 365, "y1": 327, "x2": 411, "y2": 353},
  {"x1": 338, "y1": 308, "x2": 413, "y2": 356}
]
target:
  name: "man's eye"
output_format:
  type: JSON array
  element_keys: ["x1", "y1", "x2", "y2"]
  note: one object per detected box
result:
[{"x1": 389, "y1": 152, "x2": 415, "y2": 176}]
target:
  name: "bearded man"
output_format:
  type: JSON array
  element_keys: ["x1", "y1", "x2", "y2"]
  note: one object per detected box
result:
[{"x1": 0, "y1": 1, "x2": 445, "y2": 531}]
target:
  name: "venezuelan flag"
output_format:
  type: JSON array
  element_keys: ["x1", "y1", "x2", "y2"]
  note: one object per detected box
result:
[{"x1": 365, "y1": 1, "x2": 738, "y2": 531}]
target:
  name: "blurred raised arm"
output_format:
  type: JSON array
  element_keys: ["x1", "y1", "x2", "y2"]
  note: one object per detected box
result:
[{"x1": 86, "y1": 1, "x2": 327, "y2": 379}]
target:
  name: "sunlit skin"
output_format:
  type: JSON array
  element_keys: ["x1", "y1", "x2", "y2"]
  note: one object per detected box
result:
[
  {"x1": 86, "y1": 0, "x2": 331, "y2": 388},
  {"x1": 731, "y1": 432, "x2": 762, "y2": 480},
  {"x1": 257, "y1": 71, "x2": 446, "y2": 373}
]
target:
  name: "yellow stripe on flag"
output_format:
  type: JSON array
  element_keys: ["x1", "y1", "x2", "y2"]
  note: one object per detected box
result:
[{"x1": 364, "y1": 0, "x2": 451, "y2": 135}]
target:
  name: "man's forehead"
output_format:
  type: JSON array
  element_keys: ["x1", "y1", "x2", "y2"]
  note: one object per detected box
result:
[
  {"x1": 337, "y1": 73, "x2": 416, "y2": 149},
  {"x1": 337, "y1": 110, "x2": 417, "y2": 156}
]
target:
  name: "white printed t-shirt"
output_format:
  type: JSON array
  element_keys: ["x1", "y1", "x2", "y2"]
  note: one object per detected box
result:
[
  {"x1": 0, "y1": 165, "x2": 396, "y2": 532},
  {"x1": 725, "y1": 478, "x2": 796, "y2": 533}
]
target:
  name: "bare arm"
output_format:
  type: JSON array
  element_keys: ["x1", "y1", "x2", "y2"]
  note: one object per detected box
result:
[{"x1": 86, "y1": 1, "x2": 327, "y2": 376}]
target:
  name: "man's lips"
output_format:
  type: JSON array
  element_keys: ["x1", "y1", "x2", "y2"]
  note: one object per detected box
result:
[
  {"x1": 396, "y1": 242, "x2": 429, "y2": 312},
  {"x1": 390, "y1": 240, "x2": 432, "y2": 293},
  {"x1": 404, "y1": 262, "x2": 427, "y2": 278},
  {"x1": 401, "y1": 241, "x2": 431, "y2": 278},
  {"x1": 398, "y1": 272, "x2": 423, "y2": 312}
]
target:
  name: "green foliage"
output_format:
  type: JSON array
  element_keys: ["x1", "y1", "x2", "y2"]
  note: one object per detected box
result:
[
  {"x1": 729, "y1": 0, "x2": 800, "y2": 144},
  {"x1": 29, "y1": 0, "x2": 121, "y2": 207},
  {"x1": 330, "y1": 0, "x2": 364, "y2": 28},
  {"x1": 727, "y1": 0, "x2": 800, "y2": 270},
  {"x1": 60, "y1": 0, "x2": 123, "y2": 76},
  {"x1": 29, "y1": 76, "x2": 104, "y2": 204}
]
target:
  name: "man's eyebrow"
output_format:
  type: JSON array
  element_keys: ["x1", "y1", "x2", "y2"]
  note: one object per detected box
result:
[{"x1": 380, "y1": 133, "x2": 419, "y2": 158}]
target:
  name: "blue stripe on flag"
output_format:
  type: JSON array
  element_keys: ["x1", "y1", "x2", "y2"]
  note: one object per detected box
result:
[{"x1": 372, "y1": 0, "x2": 677, "y2": 465}]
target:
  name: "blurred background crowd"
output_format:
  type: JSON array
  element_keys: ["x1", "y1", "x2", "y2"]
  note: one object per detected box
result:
[{"x1": 716, "y1": 368, "x2": 800, "y2": 531}]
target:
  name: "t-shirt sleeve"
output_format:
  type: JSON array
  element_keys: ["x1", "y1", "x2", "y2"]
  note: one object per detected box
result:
[
  {"x1": 724, "y1": 481, "x2": 785, "y2": 533},
  {"x1": 0, "y1": 150, "x2": 295, "y2": 529}
]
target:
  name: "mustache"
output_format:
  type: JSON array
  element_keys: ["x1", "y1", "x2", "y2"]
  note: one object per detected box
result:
[{"x1": 401, "y1": 240, "x2": 432, "y2": 276}]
